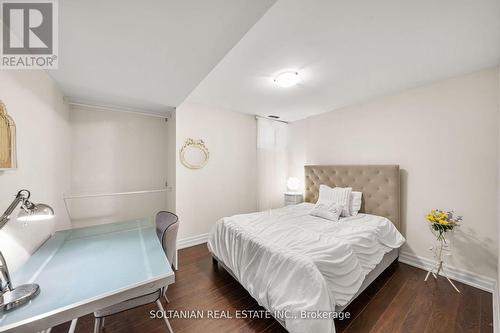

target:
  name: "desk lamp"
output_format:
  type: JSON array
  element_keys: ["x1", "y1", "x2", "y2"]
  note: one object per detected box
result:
[{"x1": 0, "y1": 190, "x2": 54, "y2": 312}]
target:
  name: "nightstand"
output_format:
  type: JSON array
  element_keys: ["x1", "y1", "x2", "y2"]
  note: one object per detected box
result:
[{"x1": 284, "y1": 192, "x2": 303, "y2": 206}]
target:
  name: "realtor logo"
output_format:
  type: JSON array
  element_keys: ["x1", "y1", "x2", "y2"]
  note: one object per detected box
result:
[{"x1": 1, "y1": 0, "x2": 58, "y2": 69}]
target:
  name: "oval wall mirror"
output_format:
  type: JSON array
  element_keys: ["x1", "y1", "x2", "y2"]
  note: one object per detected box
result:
[{"x1": 180, "y1": 139, "x2": 209, "y2": 169}]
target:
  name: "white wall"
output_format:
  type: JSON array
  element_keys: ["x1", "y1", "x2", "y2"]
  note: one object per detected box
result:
[
  {"x1": 289, "y1": 68, "x2": 499, "y2": 279},
  {"x1": 497, "y1": 66, "x2": 500, "y2": 325},
  {"x1": 176, "y1": 103, "x2": 257, "y2": 240},
  {"x1": 166, "y1": 110, "x2": 176, "y2": 212},
  {"x1": 0, "y1": 71, "x2": 71, "y2": 272},
  {"x1": 68, "y1": 106, "x2": 171, "y2": 227}
]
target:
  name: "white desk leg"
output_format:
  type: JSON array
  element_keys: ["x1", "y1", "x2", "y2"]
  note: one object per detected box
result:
[
  {"x1": 163, "y1": 286, "x2": 170, "y2": 303},
  {"x1": 174, "y1": 249, "x2": 178, "y2": 270},
  {"x1": 68, "y1": 318, "x2": 78, "y2": 333},
  {"x1": 156, "y1": 300, "x2": 174, "y2": 333}
]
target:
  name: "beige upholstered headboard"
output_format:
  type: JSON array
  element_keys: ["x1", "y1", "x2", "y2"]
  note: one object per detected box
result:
[{"x1": 304, "y1": 165, "x2": 400, "y2": 230}]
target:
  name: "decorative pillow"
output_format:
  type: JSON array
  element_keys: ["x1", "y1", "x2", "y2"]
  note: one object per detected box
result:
[
  {"x1": 317, "y1": 185, "x2": 352, "y2": 216},
  {"x1": 350, "y1": 191, "x2": 363, "y2": 216},
  {"x1": 310, "y1": 202, "x2": 344, "y2": 222}
]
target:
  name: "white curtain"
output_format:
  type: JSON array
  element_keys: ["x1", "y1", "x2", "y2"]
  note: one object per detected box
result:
[{"x1": 257, "y1": 117, "x2": 288, "y2": 210}]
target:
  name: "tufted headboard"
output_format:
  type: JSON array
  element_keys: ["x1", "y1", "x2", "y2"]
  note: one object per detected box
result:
[{"x1": 304, "y1": 165, "x2": 400, "y2": 230}]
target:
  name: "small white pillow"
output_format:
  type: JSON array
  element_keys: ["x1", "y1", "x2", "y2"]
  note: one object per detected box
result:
[
  {"x1": 350, "y1": 191, "x2": 362, "y2": 216},
  {"x1": 310, "y1": 202, "x2": 344, "y2": 222},
  {"x1": 318, "y1": 185, "x2": 352, "y2": 217}
]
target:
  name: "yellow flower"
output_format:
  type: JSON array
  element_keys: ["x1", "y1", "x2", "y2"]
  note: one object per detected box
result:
[{"x1": 426, "y1": 214, "x2": 436, "y2": 223}]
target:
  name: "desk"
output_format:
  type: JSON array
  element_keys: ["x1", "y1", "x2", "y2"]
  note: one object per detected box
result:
[{"x1": 0, "y1": 219, "x2": 175, "y2": 333}]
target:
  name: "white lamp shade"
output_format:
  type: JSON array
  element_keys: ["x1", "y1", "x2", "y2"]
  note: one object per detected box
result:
[
  {"x1": 274, "y1": 71, "x2": 300, "y2": 88},
  {"x1": 287, "y1": 177, "x2": 301, "y2": 192},
  {"x1": 17, "y1": 203, "x2": 54, "y2": 222}
]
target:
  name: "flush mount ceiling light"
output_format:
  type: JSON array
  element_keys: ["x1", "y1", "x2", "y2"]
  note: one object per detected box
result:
[{"x1": 274, "y1": 71, "x2": 300, "y2": 88}]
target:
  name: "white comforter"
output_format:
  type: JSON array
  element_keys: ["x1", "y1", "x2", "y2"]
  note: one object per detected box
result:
[{"x1": 207, "y1": 203, "x2": 405, "y2": 333}]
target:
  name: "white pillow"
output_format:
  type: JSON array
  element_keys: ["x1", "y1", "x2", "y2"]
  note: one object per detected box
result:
[
  {"x1": 310, "y1": 202, "x2": 344, "y2": 222},
  {"x1": 317, "y1": 185, "x2": 352, "y2": 217},
  {"x1": 350, "y1": 191, "x2": 362, "y2": 216}
]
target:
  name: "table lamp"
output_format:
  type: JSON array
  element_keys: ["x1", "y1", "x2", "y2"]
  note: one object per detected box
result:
[
  {"x1": 287, "y1": 177, "x2": 301, "y2": 193},
  {"x1": 0, "y1": 189, "x2": 54, "y2": 312}
]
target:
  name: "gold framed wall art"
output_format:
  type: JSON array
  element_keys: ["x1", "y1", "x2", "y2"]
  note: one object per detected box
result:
[{"x1": 0, "y1": 100, "x2": 17, "y2": 169}]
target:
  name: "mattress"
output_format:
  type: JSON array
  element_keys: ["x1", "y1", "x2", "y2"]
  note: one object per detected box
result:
[{"x1": 207, "y1": 203, "x2": 405, "y2": 333}]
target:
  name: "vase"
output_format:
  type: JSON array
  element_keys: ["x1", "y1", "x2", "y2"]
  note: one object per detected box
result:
[{"x1": 431, "y1": 231, "x2": 447, "y2": 275}]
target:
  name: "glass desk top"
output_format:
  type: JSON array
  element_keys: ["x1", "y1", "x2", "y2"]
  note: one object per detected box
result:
[{"x1": 0, "y1": 219, "x2": 174, "y2": 332}]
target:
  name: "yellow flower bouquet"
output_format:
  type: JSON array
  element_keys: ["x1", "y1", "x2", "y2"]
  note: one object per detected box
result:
[{"x1": 425, "y1": 209, "x2": 461, "y2": 239}]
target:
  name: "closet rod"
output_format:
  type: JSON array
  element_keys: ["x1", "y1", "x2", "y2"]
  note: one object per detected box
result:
[
  {"x1": 64, "y1": 97, "x2": 174, "y2": 119},
  {"x1": 64, "y1": 189, "x2": 168, "y2": 200}
]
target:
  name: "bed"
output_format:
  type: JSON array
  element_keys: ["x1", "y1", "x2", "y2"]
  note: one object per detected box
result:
[{"x1": 207, "y1": 165, "x2": 405, "y2": 333}]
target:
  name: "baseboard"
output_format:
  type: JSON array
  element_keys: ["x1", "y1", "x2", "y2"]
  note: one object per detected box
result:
[
  {"x1": 177, "y1": 233, "x2": 209, "y2": 250},
  {"x1": 399, "y1": 251, "x2": 496, "y2": 293}
]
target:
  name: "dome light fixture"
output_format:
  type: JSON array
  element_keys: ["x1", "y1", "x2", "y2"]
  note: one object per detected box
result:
[{"x1": 274, "y1": 71, "x2": 300, "y2": 88}]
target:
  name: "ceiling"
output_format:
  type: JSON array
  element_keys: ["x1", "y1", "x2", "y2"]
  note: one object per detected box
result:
[
  {"x1": 48, "y1": 0, "x2": 277, "y2": 115},
  {"x1": 187, "y1": 0, "x2": 500, "y2": 121}
]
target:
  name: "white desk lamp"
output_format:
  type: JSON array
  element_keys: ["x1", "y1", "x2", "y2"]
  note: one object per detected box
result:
[{"x1": 0, "y1": 190, "x2": 54, "y2": 312}]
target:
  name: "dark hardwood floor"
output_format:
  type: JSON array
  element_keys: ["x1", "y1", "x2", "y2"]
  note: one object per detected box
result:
[{"x1": 53, "y1": 244, "x2": 493, "y2": 333}]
